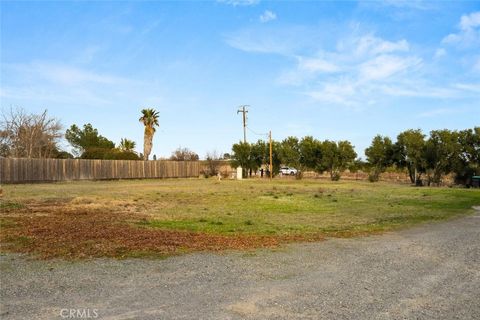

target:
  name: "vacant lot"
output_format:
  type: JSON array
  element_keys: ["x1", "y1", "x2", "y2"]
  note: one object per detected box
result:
[
  {"x1": 0, "y1": 178, "x2": 478, "y2": 258},
  {"x1": 1, "y1": 211, "x2": 480, "y2": 319}
]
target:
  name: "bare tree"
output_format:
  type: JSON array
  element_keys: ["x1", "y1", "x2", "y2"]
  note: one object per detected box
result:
[
  {"x1": 0, "y1": 108, "x2": 63, "y2": 158},
  {"x1": 170, "y1": 147, "x2": 199, "y2": 161},
  {"x1": 204, "y1": 150, "x2": 223, "y2": 177}
]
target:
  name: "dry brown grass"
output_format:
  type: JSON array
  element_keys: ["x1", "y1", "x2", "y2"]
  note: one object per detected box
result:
[
  {"x1": 1, "y1": 179, "x2": 477, "y2": 259},
  {"x1": 0, "y1": 200, "x2": 287, "y2": 259}
]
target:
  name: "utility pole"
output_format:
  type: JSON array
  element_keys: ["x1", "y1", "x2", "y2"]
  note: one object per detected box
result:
[
  {"x1": 269, "y1": 130, "x2": 273, "y2": 180},
  {"x1": 237, "y1": 105, "x2": 249, "y2": 143}
]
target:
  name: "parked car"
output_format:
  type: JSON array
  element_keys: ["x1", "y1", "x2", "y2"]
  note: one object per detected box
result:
[{"x1": 279, "y1": 166, "x2": 298, "y2": 175}]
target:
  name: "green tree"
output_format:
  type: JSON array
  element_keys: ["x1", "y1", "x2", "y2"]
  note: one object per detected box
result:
[
  {"x1": 139, "y1": 108, "x2": 159, "y2": 160},
  {"x1": 319, "y1": 140, "x2": 357, "y2": 181},
  {"x1": 365, "y1": 135, "x2": 394, "y2": 182},
  {"x1": 80, "y1": 148, "x2": 140, "y2": 160},
  {"x1": 424, "y1": 129, "x2": 460, "y2": 185},
  {"x1": 264, "y1": 140, "x2": 282, "y2": 176},
  {"x1": 118, "y1": 138, "x2": 136, "y2": 152},
  {"x1": 65, "y1": 123, "x2": 115, "y2": 157},
  {"x1": 453, "y1": 129, "x2": 473, "y2": 184},
  {"x1": 280, "y1": 137, "x2": 301, "y2": 168},
  {"x1": 349, "y1": 158, "x2": 368, "y2": 174},
  {"x1": 53, "y1": 150, "x2": 74, "y2": 159},
  {"x1": 395, "y1": 129, "x2": 426, "y2": 185},
  {"x1": 455, "y1": 127, "x2": 480, "y2": 183},
  {"x1": 250, "y1": 140, "x2": 267, "y2": 176},
  {"x1": 231, "y1": 141, "x2": 252, "y2": 178},
  {"x1": 230, "y1": 140, "x2": 281, "y2": 177},
  {"x1": 298, "y1": 136, "x2": 322, "y2": 171}
]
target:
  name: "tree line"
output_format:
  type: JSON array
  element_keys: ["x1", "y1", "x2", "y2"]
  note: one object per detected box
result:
[
  {"x1": 229, "y1": 137, "x2": 357, "y2": 180},
  {"x1": 1, "y1": 107, "x2": 161, "y2": 161},
  {"x1": 365, "y1": 128, "x2": 479, "y2": 186},
  {"x1": 1, "y1": 108, "x2": 478, "y2": 186},
  {"x1": 229, "y1": 127, "x2": 479, "y2": 186},
  {"x1": 231, "y1": 136, "x2": 357, "y2": 180},
  {"x1": 0, "y1": 107, "x2": 206, "y2": 162}
]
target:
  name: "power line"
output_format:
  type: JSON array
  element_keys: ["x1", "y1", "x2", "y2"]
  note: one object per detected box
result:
[{"x1": 246, "y1": 126, "x2": 269, "y2": 138}]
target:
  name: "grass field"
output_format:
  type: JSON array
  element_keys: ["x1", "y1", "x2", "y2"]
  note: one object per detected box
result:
[{"x1": 1, "y1": 178, "x2": 479, "y2": 259}]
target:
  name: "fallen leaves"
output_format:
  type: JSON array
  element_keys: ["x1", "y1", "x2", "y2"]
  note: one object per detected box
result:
[{"x1": 0, "y1": 204, "x2": 283, "y2": 259}]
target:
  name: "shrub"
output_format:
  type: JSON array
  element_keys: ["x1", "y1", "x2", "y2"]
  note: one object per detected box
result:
[
  {"x1": 330, "y1": 172, "x2": 341, "y2": 181},
  {"x1": 81, "y1": 148, "x2": 140, "y2": 160}
]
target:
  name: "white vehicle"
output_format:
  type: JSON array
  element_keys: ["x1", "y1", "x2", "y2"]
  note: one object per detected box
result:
[{"x1": 279, "y1": 166, "x2": 298, "y2": 175}]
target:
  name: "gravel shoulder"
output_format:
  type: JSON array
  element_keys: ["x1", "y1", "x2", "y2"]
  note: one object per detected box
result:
[{"x1": 1, "y1": 210, "x2": 480, "y2": 320}]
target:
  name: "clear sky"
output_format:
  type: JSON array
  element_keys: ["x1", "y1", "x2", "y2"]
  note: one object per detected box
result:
[{"x1": 1, "y1": 0, "x2": 479, "y2": 159}]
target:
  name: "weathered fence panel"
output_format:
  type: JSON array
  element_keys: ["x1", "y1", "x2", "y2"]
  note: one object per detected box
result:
[{"x1": 0, "y1": 158, "x2": 203, "y2": 183}]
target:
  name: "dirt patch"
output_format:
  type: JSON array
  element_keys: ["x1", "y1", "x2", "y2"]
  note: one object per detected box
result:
[{"x1": 0, "y1": 204, "x2": 284, "y2": 259}]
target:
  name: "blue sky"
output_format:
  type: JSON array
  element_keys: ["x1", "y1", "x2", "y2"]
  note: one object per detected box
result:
[{"x1": 1, "y1": 0, "x2": 479, "y2": 159}]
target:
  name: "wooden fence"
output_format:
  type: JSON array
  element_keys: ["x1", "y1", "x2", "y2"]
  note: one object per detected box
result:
[{"x1": 0, "y1": 158, "x2": 204, "y2": 183}]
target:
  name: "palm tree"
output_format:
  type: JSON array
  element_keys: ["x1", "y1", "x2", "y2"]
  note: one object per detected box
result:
[
  {"x1": 139, "y1": 108, "x2": 159, "y2": 160},
  {"x1": 119, "y1": 138, "x2": 136, "y2": 152}
]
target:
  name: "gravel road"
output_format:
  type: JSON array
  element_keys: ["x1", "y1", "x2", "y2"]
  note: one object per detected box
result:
[{"x1": 1, "y1": 211, "x2": 479, "y2": 320}]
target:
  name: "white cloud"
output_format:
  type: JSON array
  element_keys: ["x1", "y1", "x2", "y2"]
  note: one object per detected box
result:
[
  {"x1": 5, "y1": 62, "x2": 128, "y2": 86},
  {"x1": 224, "y1": 26, "x2": 315, "y2": 55},
  {"x1": 39, "y1": 64, "x2": 126, "y2": 86},
  {"x1": 359, "y1": 55, "x2": 421, "y2": 81},
  {"x1": 225, "y1": 32, "x2": 286, "y2": 54},
  {"x1": 460, "y1": 11, "x2": 480, "y2": 30},
  {"x1": 379, "y1": 84, "x2": 458, "y2": 98},
  {"x1": 259, "y1": 10, "x2": 276, "y2": 23},
  {"x1": 453, "y1": 83, "x2": 480, "y2": 93},
  {"x1": 475, "y1": 57, "x2": 480, "y2": 72},
  {"x1": 298, "y1": 57, "x2": 340, "y2": 73},
  {"x1": 442, "y1": 33, "x2": 460, "y2": 44},
  {"x1": 0, "y1": 85, "x2": 112, "y2": 106},
  {"x1": 359, "y1": 55, "x2": 421, "y2": 80},
  {"x1": 377, "y1": 0, "x2": 435, "y2": 10},
  {"x1": 285, "y1": 35, "x2": 420, "y2": 106},
  {"x1": 417, "y1": 108, "x2": 455, "y2": 118},
  {"x1": 353, "y1": 35, "x2": 409, "y2": 56},
  {"x1": 217, "y1": 0, "x2": 259, "y2": 6},
  {"x1": 434, "y1": 48, "x2": 446, "y2": 59},
  {"x1": 0, "y1": 61, "x2": 149, "y2": 108},
  {"x1": 306, "y1": 81, "x2": 359, "y2": 107},
  {"x1": 276, "y1": 55, "x2": 341, "y2": 86},
  {"x1": 228, "y1": 22, "x2": 476, "y2": 108},
  {"x1": 442, "y1": 11, "x2": 480, "y2": 47},
  {"x1": 276, "y1": 70, "x2": 311, "y2": 86}
]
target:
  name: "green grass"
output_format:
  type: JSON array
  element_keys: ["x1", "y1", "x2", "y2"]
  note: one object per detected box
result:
[
  {"x1": 0, "y1": 200, "x2": 25, "y2": 211},
  {"x1": 2, "y1": 235, "x2": 34, "y2": 247},
  {"x1": 1, "y1": 178, "x2": 479, "y2": 238}
]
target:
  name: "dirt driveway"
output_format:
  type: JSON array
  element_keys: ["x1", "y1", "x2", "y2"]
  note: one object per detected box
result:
[{"x1": 1, "y1": 211, "x2": 479, "y2": 320}]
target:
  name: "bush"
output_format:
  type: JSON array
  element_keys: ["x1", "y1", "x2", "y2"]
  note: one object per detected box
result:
[
  {"x1": 81, "y1": 147, "x2": 111, "y2": 159},
  {"x1": 170, "y1": 147, "x2": 199, "y2": 161},
  {"x1": 81, "y1": 148, "x2": 140, "y2": 160},
  {"x1": 54, "y1": 150, "x2": 74, "y2": 159},
  {"x1": 330, "y1": 172, "x2": 341, "y2": 181},
  {"x1": 204, "y1": 151, "x2": 222, "y2": 177},
  {"x1": 295, "y1": 171, "x2": 303, "y2": 180},
  {"x1": 368, "y1": 171, "x2": 380, "y2": 182},
  {"x1": 109, "y1": 151, "x2": 141, "y2": 160}
]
